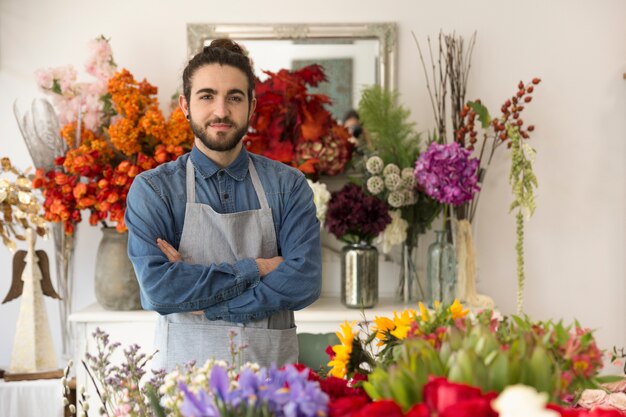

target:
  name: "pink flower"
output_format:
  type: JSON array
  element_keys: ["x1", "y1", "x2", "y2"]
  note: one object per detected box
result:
[
  {"x1": 85, "y1": 36, "x2": 116, "y2": 80},
  {"x1": 414, "y1": 141, "x2": 480, "y2": 206}
]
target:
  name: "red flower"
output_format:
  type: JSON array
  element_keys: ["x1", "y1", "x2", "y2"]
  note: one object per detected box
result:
[
  {"x1": 319, "y1": 376, "x2": 368, "y2": 401},
  {"x1": 405, "y1": 404, "x2": 430, "y2": 417},
  {"x1": 439, "y1": 396, "x2": 498, "y2": 417},
  {"x1": 248, "y1": 64, "x2": 353, "y2": 177},
  {"x1": 352, "y1": 400, "x2": 404, "y2": 417},
  {"x1": 423, "y1": 376, "x2": 484, "y2": 413},
  {"x1": 328, "y1": 396, "x2": 369, "y2": 417}
]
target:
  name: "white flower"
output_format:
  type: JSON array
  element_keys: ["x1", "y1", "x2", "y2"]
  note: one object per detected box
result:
[
  {"x1": 577, "y1": 389, "x2": 608, "y2": 409},
  {"x1": 384, "y1": 173, "x2": 401, "y2": 191},
  {"x1": 375, "y1": 210, "x2": 408, "y2": 253},
  {"x1": 306, "y1": 179, "x2": 331, "y2": 225},
  {"x1": 401, "y1": 168, "x2": 417, "y2": 189},
  {"x1": 387, "y1": 190, "x2": 405, "y2": 208},
  {"x1": 383, "y1": 163, "x2": 400, "y2": 176},
  {"x1": 365, "y1": 156, "x2": 384, "y2": 174},
  {"x1": 607, "y1": 392, "x2": 626, "y2": 411},
  {"x1": 402, "y1": 190, "x2": 416, "y2": 206},
  {"x1": 492, "y1": 385, "x2": 559, "y2": 417},
  {"x1": 366, "y1": 176, "x2": 385, "y2": 195}
]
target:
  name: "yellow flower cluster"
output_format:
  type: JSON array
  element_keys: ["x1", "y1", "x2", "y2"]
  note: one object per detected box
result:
[{"x1": 327, "y1": 300, "x2": 470, "y2": 380}]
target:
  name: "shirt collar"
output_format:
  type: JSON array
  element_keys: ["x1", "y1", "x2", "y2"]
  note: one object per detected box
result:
[{"x1": 190, "y1": 146, "x2": 250, "y2": 181}]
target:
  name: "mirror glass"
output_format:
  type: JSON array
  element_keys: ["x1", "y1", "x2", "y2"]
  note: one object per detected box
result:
[{"x1": 187, "y1": 23, "x2": 397, "y2": 121}]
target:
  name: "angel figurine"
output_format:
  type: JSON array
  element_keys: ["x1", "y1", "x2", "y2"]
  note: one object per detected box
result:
[{"x1": 3, "y1": 228, "x2": 63, "y2": 380}]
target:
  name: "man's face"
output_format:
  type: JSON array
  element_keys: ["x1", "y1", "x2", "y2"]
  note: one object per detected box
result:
[{"x1": 182, "y1": 64, "x2": 255, "y2": 152}]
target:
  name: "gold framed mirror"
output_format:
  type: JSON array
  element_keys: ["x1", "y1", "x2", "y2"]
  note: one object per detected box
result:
[{"x1": 186, "y1": 23, "x2": 397, "y2": 119}]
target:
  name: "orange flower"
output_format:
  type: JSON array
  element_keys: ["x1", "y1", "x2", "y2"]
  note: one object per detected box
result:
[{"x1": 108, "y1": 118, "x2": 141, "y2": 156}]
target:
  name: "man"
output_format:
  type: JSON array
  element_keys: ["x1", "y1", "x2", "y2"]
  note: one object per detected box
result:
[{"x1": 125, "y1": 39, "x2": 322, "y2": 371}]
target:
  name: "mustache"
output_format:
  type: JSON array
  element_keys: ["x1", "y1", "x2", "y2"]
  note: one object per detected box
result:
[{"x1": 206, "y1": 117, "x2": 234, "y2": 126}]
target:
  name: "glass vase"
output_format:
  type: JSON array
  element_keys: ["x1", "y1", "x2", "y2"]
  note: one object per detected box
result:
[
  {"x1": 396, "y1": 227, "x2": 425, "y2": 302},
  {"x1": 51, "y1": 222, "x2": 75, "y2": 360},
  {"x1": 426, "y1": 230, "x2": 457, "y2": 306}
]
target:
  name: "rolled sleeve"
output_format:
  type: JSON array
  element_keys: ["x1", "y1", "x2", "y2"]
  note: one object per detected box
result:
[{"x1": 126, "y1": 172, "x2": 261, "y2": 315}]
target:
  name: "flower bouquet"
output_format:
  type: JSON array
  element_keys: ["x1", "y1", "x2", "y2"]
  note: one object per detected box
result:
[
  {"x1": 355, "y1": 85, "x2": 441, "y2": 302},
  {"x1": 414, "y1": 31, "x2": 542, "y2": 310},
  {"x1": 325, "y1": 300, "x2": 623, "y2": 416},
  {"x1": 33, "y1": 36, "x2": 193, "y2": 235},
  {"x1": 324, "y1": 183, "x2": 391, "y2": 246},
  {"x1": 245, "y1": 64, "x2": 353, "y2": 178}
]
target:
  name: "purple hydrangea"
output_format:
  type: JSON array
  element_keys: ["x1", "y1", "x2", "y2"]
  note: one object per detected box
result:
[
  {"x1": 325, "y1": 183, "x2": 391, "y2": 244},
  {"x1": 414, "y1": 142, "x2": 480, "y2": 206}
]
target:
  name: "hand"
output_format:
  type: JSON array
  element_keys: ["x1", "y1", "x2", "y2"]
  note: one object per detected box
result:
[
  {"x1": 256, "y1": 256, "x2": 284, "y2": 277},
  {"x1": 156, "y1": 238, "x2": 182, "y2": 262}
]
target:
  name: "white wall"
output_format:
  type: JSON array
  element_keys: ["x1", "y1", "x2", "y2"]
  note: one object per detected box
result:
[{"x1": 0, "y1": 0, "x2": 624, "y2": 373}]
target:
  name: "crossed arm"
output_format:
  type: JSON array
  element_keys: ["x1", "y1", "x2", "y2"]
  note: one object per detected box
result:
[{"x1": 156, "y1": 237, "x2": 284, "y2": 315}]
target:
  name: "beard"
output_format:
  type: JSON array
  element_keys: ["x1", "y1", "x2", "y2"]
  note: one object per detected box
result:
[{"x1": 189, "y1": 115, "x2": 249, "y2": 152}]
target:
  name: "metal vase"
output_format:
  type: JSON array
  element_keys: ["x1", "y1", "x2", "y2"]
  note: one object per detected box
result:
[{"x1": 341, "y1": 243, "x2": 378, "y2": 308}]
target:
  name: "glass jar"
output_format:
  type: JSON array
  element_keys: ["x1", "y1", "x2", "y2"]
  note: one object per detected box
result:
[{"x1": 426, "y1": 230, "x2": 457, "y2": 306}]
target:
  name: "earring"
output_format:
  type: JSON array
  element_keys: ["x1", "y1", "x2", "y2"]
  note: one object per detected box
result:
[{"x1": 185, "y1": 114, "x2": 190, "y2": 120}]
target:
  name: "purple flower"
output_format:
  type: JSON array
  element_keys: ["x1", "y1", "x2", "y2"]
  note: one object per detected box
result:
[
  {"x1": 178, "y1": 381, "x2": 220, "y2": 417},
  {"x1": 325, "y1": 183, "x2": 391, "y2": 244},
  {"x1": 209, "y1": 365, "x2": 230, "y2": 401},
  {"x1": 414, "y1": 142, "x2": 480, "y2": 206}
]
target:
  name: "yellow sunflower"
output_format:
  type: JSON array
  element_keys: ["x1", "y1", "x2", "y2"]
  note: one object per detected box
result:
[
  {"x1": 327, "y1": 321, "x2": 356, "y2": 378},
  {"x1": 373, "y1": 316, "x2": 395, "y2": 346},
  {"x1": 390, "y1": 309, "x2": 416, "y2": 340}
]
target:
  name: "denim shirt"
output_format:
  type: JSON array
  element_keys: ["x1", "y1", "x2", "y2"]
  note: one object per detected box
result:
[{"x1": 125, "y1": 146, "x2": 322, "y2": 323}]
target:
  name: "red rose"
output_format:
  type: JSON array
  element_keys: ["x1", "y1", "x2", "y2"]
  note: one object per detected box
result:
[
  {"x1": 405, "y1": 403, "x2": 430, "y2": 417},
  {"x1": 439, "y1": 397, "x2": 498, "y2": 417},
  {"x1": 352, "y1": 400, "x2": 404, "y2": 417},
  {"x1": 328, "y1": 396, "x2": 369, "y2": 417},
  {"x1": 423, "y1": 377, "x2": 484, "y2": 414}
]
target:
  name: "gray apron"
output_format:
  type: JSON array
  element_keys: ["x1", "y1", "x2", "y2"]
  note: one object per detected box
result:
[{"x1": 154, "y1": 157, "x2": 298, "y2": 371}]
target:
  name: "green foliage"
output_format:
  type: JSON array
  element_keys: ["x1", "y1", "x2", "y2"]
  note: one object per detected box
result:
[
  {"x1": 467, "y1": 101, "x2": 491, "y2": 129},
  {"x1": 509, "y1": 126, "x2": 538, "y2": 216},
  {"x1": 357, "y1": 85, "x2": 422, "y2": 168},
  {"x1": 508, "y1": 125, "x2": 538, "y2": 314},
  {"x1": 363, "y1": 338, "x2": 446, "y2": 410},
  {"x1": 363, "y1": 314, "x2": 577, "y2": 409}
]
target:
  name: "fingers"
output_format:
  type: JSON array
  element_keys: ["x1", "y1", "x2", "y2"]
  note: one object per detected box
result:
[
  {"x1": 156, "y1": 238, "x2": 182, "y2": 262},
  {"x1": 190, "y1": 310, "x2": 204, "y2": 316}
]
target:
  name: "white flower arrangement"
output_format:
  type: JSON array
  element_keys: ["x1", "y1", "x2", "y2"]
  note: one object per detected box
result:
[
  {"x1": 375, "y1": 209, "x2": 408, "y2": 253},
  {"x1": 363, "y1": 156, "x2": 416, "y2": 210},
  {"x1": 383, "y1": 173, "x2": 401, "y2": 191},
  {"x1": 306, "y1": 179, "x2": 331, "y2": 226}
]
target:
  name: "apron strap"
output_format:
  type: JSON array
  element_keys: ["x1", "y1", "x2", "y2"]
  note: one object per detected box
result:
[
  {"x1": 248, "y1": 159, "x2": 269, "y2": 210},
  {"x1": 186, "y1": 158, "x2": 196, "y2": 204},
  {"x1": 186, "y1": 155, "x2": 268, "y2": 210}
]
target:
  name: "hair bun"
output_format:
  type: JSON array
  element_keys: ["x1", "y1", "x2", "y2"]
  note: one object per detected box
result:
[{"x1": 205, "y1": 38, "x2": 245, "y2": 55}]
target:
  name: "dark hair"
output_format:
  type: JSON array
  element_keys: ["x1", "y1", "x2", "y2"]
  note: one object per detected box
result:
[
  {"x1": 182, "y1": 38, "x2": 256, "y2": 107},
  {"x1": 343, "y1": 109, "x2": 360, "y2": 122}
]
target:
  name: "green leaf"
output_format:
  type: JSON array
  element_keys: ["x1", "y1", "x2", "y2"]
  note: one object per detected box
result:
[
  {"x1": 487, "y1": 351, "x2": 509, "y2": 392},
  {"x1": 467, "y1": 101, "x2": 491, "y2": 128},
  {"x1": 529, "y1": 346, "x2": 556, "y2": 395},
  {"x1": 594, "y1": 375, "x2": 626, "y2": 384},
  {"x1": 145, "y1": 385, "x2": 166, "y2": 417}
]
